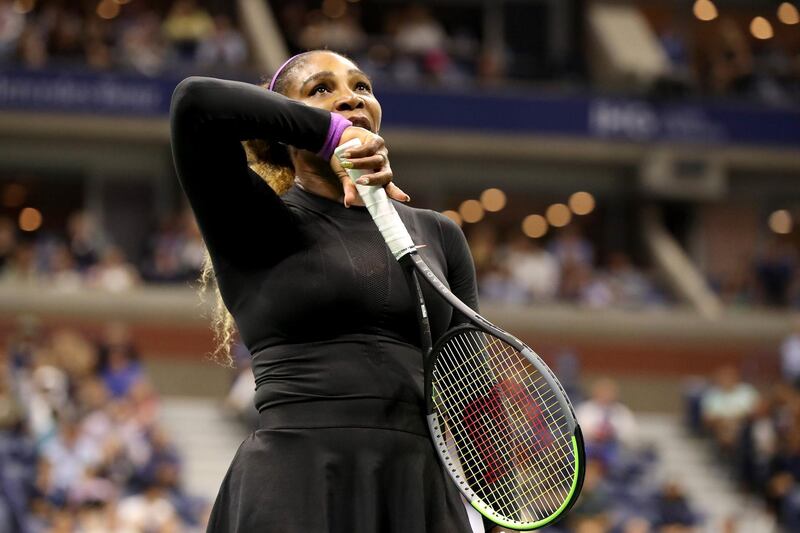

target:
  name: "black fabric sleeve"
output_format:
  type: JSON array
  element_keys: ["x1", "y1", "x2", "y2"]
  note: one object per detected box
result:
[
  {"x1": 435, "y1": 213, "x2": 479, "y2": 328},
  {"x1": 169, "y1": 76, "x2": 334, "y2": 268}
]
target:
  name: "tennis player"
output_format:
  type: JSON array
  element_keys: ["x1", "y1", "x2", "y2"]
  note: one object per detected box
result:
[{"x1": 170, "y1": 50, "x2": 494, "y2": 532}]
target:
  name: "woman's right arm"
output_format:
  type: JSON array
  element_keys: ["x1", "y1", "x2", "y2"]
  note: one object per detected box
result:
[{"x1": 169, "y1": 76, "x2": 350, "y2": 266}]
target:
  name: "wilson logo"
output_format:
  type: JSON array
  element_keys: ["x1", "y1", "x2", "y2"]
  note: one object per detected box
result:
[{"x1": 462, "y1": 379, "x2": 554, "y2": 484}]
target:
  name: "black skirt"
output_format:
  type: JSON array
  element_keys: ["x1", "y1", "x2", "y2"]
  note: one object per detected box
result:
[{"x1": 206, "y1": 398, "x2": 475, "y2": 533}]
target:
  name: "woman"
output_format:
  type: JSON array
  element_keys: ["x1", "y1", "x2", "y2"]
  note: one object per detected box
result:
[{"x1": 170, "y1": 50, "x2": 491, "y2": 532}]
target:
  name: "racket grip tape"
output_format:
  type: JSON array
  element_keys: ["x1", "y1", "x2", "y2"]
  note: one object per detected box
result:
[{"x1": 334, "y1": 138, "x2": 416, "y2": 259}]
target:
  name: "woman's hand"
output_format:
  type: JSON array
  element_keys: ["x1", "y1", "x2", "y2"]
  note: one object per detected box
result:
[{"x1": 331, "y1": 126, "x2": 410, "y2": 207}]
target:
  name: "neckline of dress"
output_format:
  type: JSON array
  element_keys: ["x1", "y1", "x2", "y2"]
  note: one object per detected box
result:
[{"x1": 284, "y1": 185, "x2": 374, "y2": 220}]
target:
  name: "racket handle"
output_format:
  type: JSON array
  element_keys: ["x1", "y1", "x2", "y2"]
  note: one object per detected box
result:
[{"x1": 334, "y1": 138, "x2": 416, "y2": 260}]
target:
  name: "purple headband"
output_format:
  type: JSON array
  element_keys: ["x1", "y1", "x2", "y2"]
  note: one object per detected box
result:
[{"x1": 268, "y1": 54, "x2": 302, "y2": 91}]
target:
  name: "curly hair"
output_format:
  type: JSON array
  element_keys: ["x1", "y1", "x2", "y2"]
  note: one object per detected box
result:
[{"x1": 199, "y1": 51, "x2": 328, "y2": 366}]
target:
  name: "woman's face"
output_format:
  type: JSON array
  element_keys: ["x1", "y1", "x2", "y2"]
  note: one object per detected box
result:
[{"x1": 284, "y1": 52, "x2": 382, "y2": 134}]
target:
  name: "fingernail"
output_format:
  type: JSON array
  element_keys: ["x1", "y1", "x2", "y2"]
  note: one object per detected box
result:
[
  {"x1": 341, "y1": 161, "x2": 353, "y2": 169},
  {"x1": 356, "y1": 178, "x2": 369, "y2": 185},
  {"x1": 404, "y1": 194, "x2": 411, "y2": 202},
  {"x1": 342, "y1": 152, "x2": 351, "y2": 159}
]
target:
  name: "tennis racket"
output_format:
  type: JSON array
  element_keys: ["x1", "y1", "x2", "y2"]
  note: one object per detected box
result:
[{"x1": 335, "y1": 139, "x2": 585, "y2": 531}]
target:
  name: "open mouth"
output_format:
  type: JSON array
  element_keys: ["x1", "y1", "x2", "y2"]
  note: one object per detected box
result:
[{"x1": 347, "y1": 115, "x2": 373, "y2": 132}]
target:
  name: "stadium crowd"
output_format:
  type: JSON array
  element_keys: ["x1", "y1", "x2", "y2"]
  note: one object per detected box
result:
[
  {"x1": 274, "y1": 0, "x2": 800, "y2": 104},
  {"x1": 2, "y1": 206, "x2": 799, "y2": 311},
  {"x1": 0, "y1": 210, "x2": 205, "y2": 291},
  {"x1": 562, "y1": 378, "x2": 701, "y2": 533},
  {"x1": 0, "y1": 0, "x2": 250, "y2": 75},
  {"x1": 712, "y1": 237, "x2": 800, "y2": 309},
  {"x1": 1, "y1": 0, "x2": 798, "y2": 104},
  {"x1": 0, "y1": 318, "x2": 208, "y2": 532},
  {"x1": 686, "y1": 329, "x2": 800, "y2": 530},
  {"x1": 467, "y1": 224, "x2": 671, "y2": 310}
]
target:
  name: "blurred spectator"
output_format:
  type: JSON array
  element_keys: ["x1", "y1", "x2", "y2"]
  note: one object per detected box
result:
[
  {"x1": 551, "y1": 226, "x2": 594, "y2": 269},
  {"x1": 576, "y1": 378, "x2": 637, "y2": 466},
  {"x1": 754, "y1": 239, "x2": 797, "y2": 308},
  {"x1": 705, "y1": 18, "x2": 755, "y2": 97},
  {"x1": 116, "y1": 479, "x2": 180, "y2": 532},
  {"x1": 96, "y1": 323, "x2": 143, "y2": 399},
  {"x1": 83, "y1": 16, "x2": 113, "y2": 70},
  {"x1": 701, "y1": 365, "x2": 758, "y2": 454},
  {"x1": 652, "y1": 481, "x2": 699, "y2": 530},
  {"x1": 0, "y1": 216, "x2": 15, "y2": 267},
  {"x1": 86, "y1": 246, "x2": 141, "y2": 292},
  {"x1": 162, "y1": 0, "x2": 215, "y2": 64},
  {"x1": 48, "y1": 242, "x2": 82, "y2": 292},
  {"x1": 197, "y1": 15, "x2": 248, "y2": 68},
  {"x1": 716, "y1": 254, "x2": 756, "y2": 308},
  {"x1": 604, "y1": 251, "x2": 659, "y2": 308},
  {"x1": 390, "y1": 4, "x2": 454, "y2": 82},
  {"x1": 299, "y1": 9, "x2": 366, "y2": 57},
  {"x1": 120, "y1": 8, "x2": 167, "y2": 76},
  {"x1": 0, "y1": 0, "x2": 24, "y2": 61},
  {"x1": 17, "y1": 18, "x2": 47, "y2": 68},
  {"x1": 44, "y1": 5, "x2": 83, "y2": 66},
  {"x1": 504, "y1": 234, "x2": 560, "y2": 302},
  {"x1": 783, "y1": 318, "x2": 800, "y2": 387},
  {"x1": 656, "y1": 20, "x2": 693, "y2": 86},
  {"x1": 142, "y1": 209, "x2": 205, "y2": 283},
  {"x1": 766, "y1": 428, "x2": 800, "y2": 519},
  {"x1": 0, "y1": 241, "x2": 39, "y2": 285},
  {"x1": 66, "y1": 211, "x2": 107, "y2": 272},
  {"x1": 478, "y1": 261, "x2": 530, "y2": 305},
  {"x1": 567, "y1": 458, "x2": 614, "y2": 530},
  {"x1": 466, "y1": 225, "x2": 498, "y2": 277},
  {"x1": 739, "y1": 396, "x2": 779, "y2": 491},
  {"x1": 40, "y1": 414, "x2": 103, "y2": 500}
]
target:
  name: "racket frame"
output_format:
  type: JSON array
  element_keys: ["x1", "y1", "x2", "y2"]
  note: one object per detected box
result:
[
  {"x1": 402, "y1": 251, "x2": 586, "y2": 530},
  {"x1": 334, "y1": 139, "x2": 585, "y2": 530}
]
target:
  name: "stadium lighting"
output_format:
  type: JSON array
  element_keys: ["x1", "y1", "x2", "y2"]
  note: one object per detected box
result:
[
  {"x1": 693, "y1": 0, "x2": 718, "y2": 22},
  {"x1": 778, "y1": 2, "x2": 800, "y2": 25},
  {"x1": 19, "y1": 207, "x2": 42, "y2": 232},
  {"x1": 750, "y1": 16, "x2": 774, "y2": 39},
  {"x1": 522, "y1": 214, "x2": 548, "y2": 239},
  {"x1": 96, "y1": 0, "x2": 120, "y2": 19},
  {"x1": 441, "y1": 210, "x2": 463, "y2": 227},
  {"x1": 459, "y1": 200, "x2": 485, "y2": 224},
  {"x1": 480, "y1": 188, "x2": 507, "y2": 212},
  {"x1": 769, "y1": 210, "x2": 793, "y2": 234},
  {"x1": 545, "y1": 203, "x2": 572, "y2": 228},
  {"x1": 568, "y1": 191, "x2": 595, "y2": 216}
]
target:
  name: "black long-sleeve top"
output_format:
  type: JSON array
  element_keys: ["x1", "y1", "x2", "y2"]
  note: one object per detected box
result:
[{"x1": 170, "y1": 77, "x2": 478, "y2": 413}]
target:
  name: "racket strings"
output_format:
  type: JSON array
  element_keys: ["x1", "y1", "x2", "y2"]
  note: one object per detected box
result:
[
  {"x1": 457, "y1": 333, "x2": 574, "y2": 513},
  {"x1": 431, "y1": 330, "x2": 576, "y2": 524},
  {"x1": 433, "y1": 341, "x2": 573, "y2": 521}
]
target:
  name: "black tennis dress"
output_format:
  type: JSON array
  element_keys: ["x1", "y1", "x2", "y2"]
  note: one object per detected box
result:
[{"x1": 170, "y1": 77, "x2": 482, "y2": 533}]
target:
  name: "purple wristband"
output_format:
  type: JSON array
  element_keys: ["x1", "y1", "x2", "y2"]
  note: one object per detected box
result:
[{"x1": 317, "y1": 113, "x2": 352, "y2": 161}]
